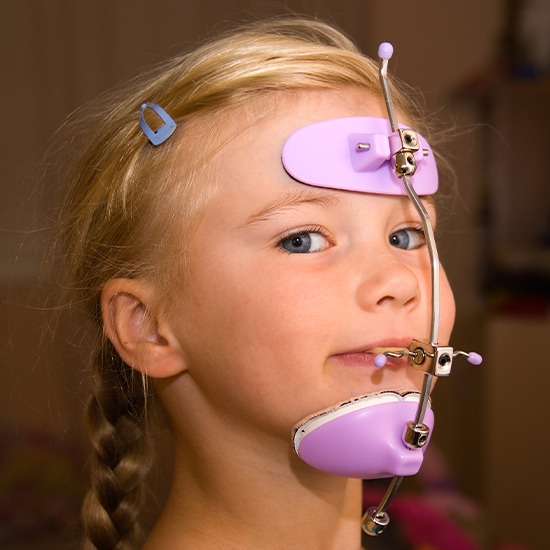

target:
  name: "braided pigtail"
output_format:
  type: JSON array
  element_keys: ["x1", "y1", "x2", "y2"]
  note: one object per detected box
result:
[{"x1": 81, "y1": 339, "x2": 151, "y2": 550}]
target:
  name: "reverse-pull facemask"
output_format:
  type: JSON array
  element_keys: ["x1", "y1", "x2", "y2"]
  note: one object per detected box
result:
[{"x1": 282, "y1": 42, "x2": 481, "y2": 537}]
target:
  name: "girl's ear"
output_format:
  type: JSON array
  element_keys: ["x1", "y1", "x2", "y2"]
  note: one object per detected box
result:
[{"x1": 101, "y1": 278, "x2": 186, "y2": 378}]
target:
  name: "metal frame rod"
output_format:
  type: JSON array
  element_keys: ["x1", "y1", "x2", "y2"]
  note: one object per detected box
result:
[{"x1": 367, "y1": 44, "x2": 443, "y2": 534}]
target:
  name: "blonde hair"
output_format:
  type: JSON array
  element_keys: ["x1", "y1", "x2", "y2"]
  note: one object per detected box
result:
[{"x1": 54, "y1": 17, "x2": 431, "y2": 549}]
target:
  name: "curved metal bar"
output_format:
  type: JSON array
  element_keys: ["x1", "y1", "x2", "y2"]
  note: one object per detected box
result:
[{"x1": 365, "y1": 42, "x2": 442, "y2": 537}]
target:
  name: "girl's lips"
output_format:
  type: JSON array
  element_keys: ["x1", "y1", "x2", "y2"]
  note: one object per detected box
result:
[
  {"x1": 332, "y1": 352, "x2": 377, "y2": 367},
  {"x1": 332, "y1": 351, "x2": 407, "y2": 368},
  {"x1": 331, "y1": 339, "x2": 414, "y2": 368}
]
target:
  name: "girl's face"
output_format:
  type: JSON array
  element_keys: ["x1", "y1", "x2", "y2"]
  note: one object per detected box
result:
[{"x1": 162, "y1": 87, "x2": 455, "y2": 445}]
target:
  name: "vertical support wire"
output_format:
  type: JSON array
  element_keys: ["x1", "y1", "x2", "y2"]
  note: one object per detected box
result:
[
  {"x1": 364, "y1": 46, "x2": 443, "y2": 536},
  {"x1": 378, "y1": 53, "x2": 440, "y2": 407}
]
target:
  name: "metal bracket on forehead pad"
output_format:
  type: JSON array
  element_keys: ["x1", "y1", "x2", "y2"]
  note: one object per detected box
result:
[{"x1": 281, "y1": 116, "x2": 438, "y2": 196}]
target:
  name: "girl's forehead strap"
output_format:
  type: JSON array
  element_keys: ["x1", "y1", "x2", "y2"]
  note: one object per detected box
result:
[{"x1": 281, "y1": 116, "x2": 438, "y2": 196}]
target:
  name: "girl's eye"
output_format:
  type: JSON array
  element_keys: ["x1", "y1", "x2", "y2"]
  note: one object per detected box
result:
[
  {"x1": 389, "y1": 228, "x2": 426, "y2": 250},
  {"x1": 278, "y1": 229, "x2": 329, "y2": 254}
]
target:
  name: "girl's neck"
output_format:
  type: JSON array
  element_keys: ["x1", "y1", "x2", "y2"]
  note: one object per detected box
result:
[{"x1": 144, "y1": 438, "x2": 364, "y2": 550}]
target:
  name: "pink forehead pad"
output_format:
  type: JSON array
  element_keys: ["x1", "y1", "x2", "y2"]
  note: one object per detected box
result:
[{"x1": 281, "y1": 117, "x2": 438, "y2": 195}]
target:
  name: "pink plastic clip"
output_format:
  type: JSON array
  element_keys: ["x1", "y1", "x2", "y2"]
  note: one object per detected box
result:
[
  {"x1": 293, "y1": 392, "x2": 433, "y2": 479},
  {"x1": 282, "y1": 117, "x2": 438, "y2": 196}
]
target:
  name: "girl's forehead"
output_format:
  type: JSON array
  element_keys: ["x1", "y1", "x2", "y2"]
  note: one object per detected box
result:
[
  {"x1": 174, "y1": 87, "x2": 392, "y2": 191},
  {"x1": 198, "y1": 87, "x2": 388, "y2": 163}
]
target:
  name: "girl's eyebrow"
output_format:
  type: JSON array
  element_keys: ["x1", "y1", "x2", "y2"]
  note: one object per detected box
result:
[{"x1": 243, "y1": 188, "x2": 345, "y2": 226}]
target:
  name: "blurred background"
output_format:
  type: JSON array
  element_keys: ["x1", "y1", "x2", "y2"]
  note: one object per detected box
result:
[{"x1": 1, "y1": 0, "x2": 549, "y2": 548}]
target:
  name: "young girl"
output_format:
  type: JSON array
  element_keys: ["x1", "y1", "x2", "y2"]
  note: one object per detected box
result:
[{"x1": 55, "y1": 17, "x2": 456, "y2": 549}]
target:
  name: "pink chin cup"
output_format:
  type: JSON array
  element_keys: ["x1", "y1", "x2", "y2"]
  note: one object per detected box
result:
[
  {"x1": 292, "y1": 392, "x2": 434, "y2": 479},
  {"x1": 281, "y1": 117, "x2": 438, "y2": 195}
]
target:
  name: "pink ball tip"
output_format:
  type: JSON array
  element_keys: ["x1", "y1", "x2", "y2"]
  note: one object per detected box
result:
[
  {"x1": 378, "y1": 42, "x2": 393, "y2": 60},
  {"x1": 468, "y1": 352, "x2": 482, "y2": 365},
  {"x1": 374, "y1": 354, "x2": 387, "y2": 368}
]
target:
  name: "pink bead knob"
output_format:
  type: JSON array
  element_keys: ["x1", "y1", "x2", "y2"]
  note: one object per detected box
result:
[
  {"x1": 374, "y1": 354, "x2": 387, "y2": 368},
  {"x1": 467, "y1": 352, "x2": 482, "y2": 365},
  {"x1": 378, "y1": 42, "x2": 394, "y2": 60}
]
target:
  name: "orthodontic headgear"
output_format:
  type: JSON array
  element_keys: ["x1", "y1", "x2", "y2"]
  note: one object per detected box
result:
[{"x1": 283, "y1": 42, "x2": 481, "y2": 538}]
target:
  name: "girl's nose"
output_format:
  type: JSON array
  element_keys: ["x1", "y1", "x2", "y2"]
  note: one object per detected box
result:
[{"x1": 355, "y1": 251, "x2": 423, "y2": 312}]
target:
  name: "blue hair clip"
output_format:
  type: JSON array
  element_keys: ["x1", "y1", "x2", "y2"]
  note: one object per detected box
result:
[{"x1": 138, "y1": 102, "x2": 177, "y2": 145}]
